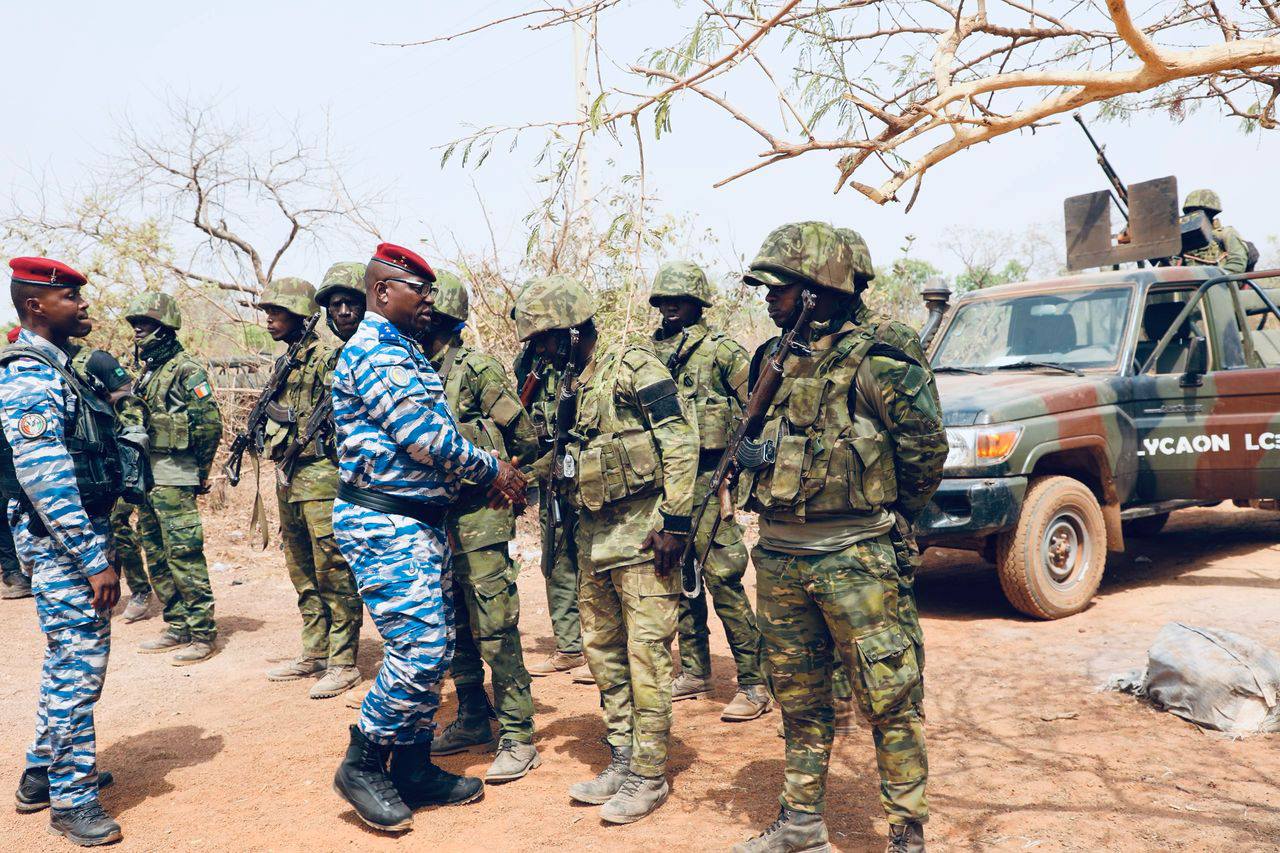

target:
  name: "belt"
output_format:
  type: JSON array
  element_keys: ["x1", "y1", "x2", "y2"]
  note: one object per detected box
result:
[{"x1": 337, "y1": 481, "x2": 448, "y2": 529}]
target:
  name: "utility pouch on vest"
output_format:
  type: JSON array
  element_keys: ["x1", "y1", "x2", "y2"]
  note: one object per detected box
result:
[
  {"x1": 149, "y1": 411, "x2": 190, "y2": 452},
  {"x1": 696, "y1": 399, "x2": 732, "y2": 450},
  {"x1": 573, "y1": 428, "x2": 663, "y2": 513}
]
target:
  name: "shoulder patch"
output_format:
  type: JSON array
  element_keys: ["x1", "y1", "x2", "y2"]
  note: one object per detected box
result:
[
  {"x1": 192, "y1": 381, "x2": 214, "y2": 399},
  {"x1": 17, "y1": 413, "x2": 48, "y2": 438},
  {"x1": 387, "y1": 365, "x2": 411, "y2": 388}
]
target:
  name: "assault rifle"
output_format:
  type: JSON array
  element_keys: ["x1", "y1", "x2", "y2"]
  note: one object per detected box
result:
[
  {"x1": 678, "y1": 290, "x2": 818, "y2": 599},
  {"x1": 542, "y1": 330, "x2": 581, "y2": 577},
  {"x1": 278, "y1": 392, "x2": 333, "y2": 487},
  {"x1": 518, "y1": 357, "x2": 544, "y2": 411},
  {"x1": 223, "y1": 312, "x2": 320, "y2": 487}
]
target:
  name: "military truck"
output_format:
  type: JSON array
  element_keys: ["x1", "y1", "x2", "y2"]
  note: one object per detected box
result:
[{"x1": 916, "y1": 261, "x2": 1280, "y2": 619}]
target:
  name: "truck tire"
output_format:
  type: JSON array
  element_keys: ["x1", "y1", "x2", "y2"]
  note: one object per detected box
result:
[
  {"x1": 1122, "y1": 512, "x2": 1169, "y2": 538},
  {"x1": 995, "y1": 475, "x2": 1107, "y2": 619}
]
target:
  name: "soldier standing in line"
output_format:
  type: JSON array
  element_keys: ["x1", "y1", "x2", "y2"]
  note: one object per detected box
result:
[
  {"x1": 418, "y1": 270, "x2": 542, "y2": 782},
  {"x1": 329, "y1": 244, "x2": 526, "y2": 832},
  {"x1": 1179, "y1": 188, "x2": 1250, "y2": 273},
  {"x1": 731, "y1": 223, "x2": 946, "y2": 853},
  {"x1": 2, "y1": 257, "x2": 124, "y2": 846},
  {"x1": 647, "y1": 260, "x2": 771, "y2": 722},
  {"x1": 515, "y1": 275, "x2": 698, "y2": 824},
  {"x1": 257, "y1": 277, "x2": 364, "y2": 700},
  {"x1": 125, "y1": 293, "x2": 224, "y2": 665}
]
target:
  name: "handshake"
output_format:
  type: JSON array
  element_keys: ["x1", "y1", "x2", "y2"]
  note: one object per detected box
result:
[{"x1": 487, "y1": 454, "x2": 529, "y2": 511}]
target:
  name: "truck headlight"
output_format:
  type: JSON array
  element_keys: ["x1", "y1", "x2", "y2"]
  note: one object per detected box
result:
[{"x1": 944, "y1": 425, "x2": 1023, "y2": 470}]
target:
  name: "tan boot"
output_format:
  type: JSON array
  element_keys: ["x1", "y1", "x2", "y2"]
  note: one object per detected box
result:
[
  {"x1": 721, "y1": 684, "x2": 773, "y2": 722},
  {"x1": 266, "y1": 656, "x2": 326, "y2": 682},
  {"x1": 599, "y1": 772, "x2": 669, "y2": 824},
  {"x1": 344, "y1": 684, "x2": 371, "y2": 709},
  {"x1": 671, "y1": 672, "x2": 711, "y2": 701},
  {"x1": 311, "y1": 666, "x2": 361, "y2": 699},
  {"x1": 571, "y1": 663, "x2": 595, "y2": 684},
  {"x1": 886, "y1": 821, "x2": 925, "y2": 852},
  {"x1": 172, "y1": 640, "x2": 216, "y2": 666},
  {"x1": 120, "y1": 591, "x2": 153, "y2": 623},
  {"x1": 138, "y1": 630, "x2": 189, "y2": 654},
  {"x1": 528, "y1": 651, "x2": 585, "y2": 676}
]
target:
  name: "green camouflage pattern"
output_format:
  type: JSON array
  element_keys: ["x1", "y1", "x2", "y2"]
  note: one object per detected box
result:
[
  {"x1": 1183, "y1": 188, "x2": 1223, "y2": 215},
  {"x1": 449, "y1": 545, "x2": 535, "y2": 742},
  {"x1": 649, "y1": 260, "x2": 715, "y2": 307},
  {"x1": 138, "y1": 484, "x2": 216, "y2": 641},
  {"x1": 315, "y1": 262, "x2": 367, "y2": 306},
  {"x1": 110, "y1": 500, "x2": 148, "y2": 597},
  {"x1": 754, "y1": 537, "x2": 927, "y2": 822},
  {"x1": 1182, "y1": 219, "x2": 1249, "y2": 273},
  {"x1": 126, "y1": 291, "x2": 182, "y2": 330},
  {"x1": 744, "y1": 222, "x2": 866, "y2": 294},
  {"x1": 513, "y1": 275, "x2": 597, "y2": 341},
  {"x1": 137, "y1": 348, "x2": 223, "y2": 487},
  {"x1": 265, "y1": 332, "x2": 338, "y2": 503},
  {"x1": 277, "y1": 495, "x2": 361, "y2": 666},
  {"x1": 835, "y1": 227, "x2": 876, "y2": 282},
  {"x1": 257, "y1": 277, "x2": 317, "y2": 319},
  {"x1": 431, "y1": 270, "x2": 470, "y2": 323}
]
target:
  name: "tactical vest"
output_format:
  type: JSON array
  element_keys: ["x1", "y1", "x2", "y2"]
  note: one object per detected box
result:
[
  {"x1": 568, "y1": 344, "x2": 665, "y2": 513},
  {"x1": 442, "y1": 346, "x2": 511, "y2": 462},
  {"x1": 0, "y1": 346, "x2": 123, "y2": 519},
  {"x1": 265, "y1": 337, "x2": 333, "y2": 463},
  {"x1": 137, "y1": 354, "x2": 195, "y2": 453},
  {"x1": 746, "y1": 328, "x2": 897, "y2": 520},
  {"x1": 665, "y1": 330, "x2": 741, "y2": 451}
]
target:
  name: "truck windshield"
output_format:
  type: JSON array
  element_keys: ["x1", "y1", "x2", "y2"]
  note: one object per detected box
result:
[{"x1": 933, "y1": 286, "x2": 1133, "y2": 372}]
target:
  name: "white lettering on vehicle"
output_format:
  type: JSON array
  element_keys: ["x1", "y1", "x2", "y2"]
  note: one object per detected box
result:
[{"x1": 1137, "y1": 433, "x2": 1278, "y2": 457}]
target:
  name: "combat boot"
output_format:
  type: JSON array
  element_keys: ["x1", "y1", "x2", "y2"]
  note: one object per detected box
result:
[
  {"x1": 138, "y1": 629, "x2": 189, "y2": 654},
  {"x1": 311, "y1": 666, "x2": 362, "y2": 699},
  {"x1": 120, "y1": 591, "x2": 152, "y2": 623},
  {"x1": 485, "y1": 739, "x2": 542, "y2": 783},
  {"x1": 388, "y1": 741, "x2": 483, "y2": 808},
  {"x1": 266, "y1": 655, "x2": 326, "y2": 682},
  {"x1": 1, "y1": 572, "x2": 32, "y2": 600},
  {"x1": 886, "y1": 821, "x2": 925, "y2": 853},
  {"x1": 528, "y1": 651, "x2": 584, "y2": 676},
  {"x1": 568, "y1": 743, "x2": 632, "y2": 804},
  {"x1": 671, "y1": 671, "x2": 711, "y2": 701},
  {"x1": 48, "y1": 801, "x2": 122, "y2": 847},
  {"x1": 834, "y1": 696, "x2": 859, "y2": 736},
  {"x1": 344, "y1": 685, "x2": 371, "y2": 710},
  {"x1": 333, "y1": 725, "x2": 412, "y2": 832},
  {"x1": 598, "y1": 771, "x2": 669, "y2": 824},
  {"x1": 571, "y1": 663, "x2": 595, "y2": 684},
  {"x1": 732, "y1": 806, "x2": 830, "y2": 853},
  {"x1": 432, "y1": 686, "x2": 496, "y2": 755},
  {"x1": 172, "y1": 639, "x2": 216, "y2": 666},
  {"x1": 722, "y1": 684, "x2": 773, "y2": 722},
  {"x1": 15, "y1": 767, "x2": 114, "y2": 813}
]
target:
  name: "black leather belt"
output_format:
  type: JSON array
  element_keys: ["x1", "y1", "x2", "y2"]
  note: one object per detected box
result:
[{"x1": 337, "y1": 481, "x2": 448, "y2": 529}]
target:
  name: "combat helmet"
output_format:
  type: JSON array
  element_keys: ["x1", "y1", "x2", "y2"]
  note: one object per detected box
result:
[
  {"x1": 256, "y1": 277, "x2": 316, "y2": 318},
  {"x1": 432, "y1": 270, "x2": 470, "y2": 323},
  {"x1": 125, "y1": 291, "x2": 182, "y2": 331},
  {"x1": 1183, "y1": 189, "x2": 1223, "y2": 216},
  {"x1": 513, "y1": 275, "x2": 597, "y2": 342},
  {"x1": 835, "y1": 228, "x2": 876, "y2": 283},
  {"x1": 315, "y1": 262, "x2": 367, "y2": 307},
  {"x1": 743, "y1": 221, "x2": 860, "y2": 295},
  {"x1": 649, "y1": 260, "x2": 714, "y2": 307}
]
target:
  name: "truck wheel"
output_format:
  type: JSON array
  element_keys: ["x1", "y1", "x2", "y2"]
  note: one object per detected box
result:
[
  {"x1": 995, "y1": 475, "x2": 1107, "y2": 619},
  {"x1": 1122, "y1": 512, "x2": 1169, "y2": 538}
]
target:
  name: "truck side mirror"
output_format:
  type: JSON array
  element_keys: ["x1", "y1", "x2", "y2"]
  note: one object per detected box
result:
[{"x1": 1181, "y1": 335, "x2": 1207, "y2": 387}]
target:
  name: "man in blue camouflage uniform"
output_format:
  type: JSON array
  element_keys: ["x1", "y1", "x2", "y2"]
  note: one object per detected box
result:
[
  {"x1": 2, "y1": 257, "x2": 124, "y2": 846},
  {"x1": 329, "y1": 243, "x2": 527, "y2": 833}
]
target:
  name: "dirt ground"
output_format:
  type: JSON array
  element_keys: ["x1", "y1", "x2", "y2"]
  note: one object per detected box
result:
[{"x1": 2, "y1": 487, "x2": 1279, "y2": 852}]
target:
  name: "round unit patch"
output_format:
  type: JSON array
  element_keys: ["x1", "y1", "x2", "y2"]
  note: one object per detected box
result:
[
  {"x1": 17, "y1": 413, "x2": 48, "y2": 438},
  {"x1": 387, "y1": 365, "x2": 411, "y2": 388}
]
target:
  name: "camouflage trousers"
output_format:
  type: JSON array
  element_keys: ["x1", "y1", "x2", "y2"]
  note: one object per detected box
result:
[
  {"x1": 678, "y1": 468, "x2": 760, "y2": 685},
  {"x1": 334, "y1": 500, "x2": 453, "y2": 746},
  {"x1": 109, "y1": 500, "x2": 148, "y2": 598},
  {"x1": 138, "y1": 486, "x2": 216, "y2": 641},
  {"x1": 10, "y1": 507, "x2": 111, "y2": 809},
  {"x1": 277, "y1": 494, "x2": 362, "y2": 667},
  {"x1": 577, "y1": 547, "x2": 679, "y2": 776},
  {"x1": 450, "y1": 545, "x2": 535, "y2": 742},
  {"x1": 754, "y1": 535, "x2": 928, "y2": 824},
  {"x1": 541, "y1": 499, "x2": 582, "y2": 655}
]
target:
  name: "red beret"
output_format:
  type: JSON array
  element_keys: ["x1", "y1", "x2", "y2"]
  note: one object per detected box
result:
[
  {"x1": 372, "y1": 243, "x2": 436, "y2": 283},
  {"x1": 6, "y1": 325, "x2": 19, "y2": 344},
  {"x1": 9, "y1": 256, "x2": 88, "y2": 288}
]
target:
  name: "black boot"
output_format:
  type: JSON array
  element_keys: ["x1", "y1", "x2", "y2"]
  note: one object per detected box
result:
[
  {"x1": 48, "y1": 801, "x2": 122, "y2": 847},
  {"x1": 389, "y1": 741, "x2": 484, "y2": 809},
  {"x1": 15, "y1": 767, "x2": 115, "y2": 814},
  {"x1": 332, "y1": 725, "x2": 413, "y2": 832}
]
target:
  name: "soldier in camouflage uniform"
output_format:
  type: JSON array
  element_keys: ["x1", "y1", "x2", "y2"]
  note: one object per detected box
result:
[
  {"x1": 731, "y1": 223, "x2": 946, "y2": 853},
  {"x1": 515, "y1": 275, "x2": 699, "y2": 824},
  {"x1": 647, "y1": 260, "x2": 770, "y2": 721},
  {"x1": 1179, "y1": 189, "x2": 1249, "y2": 273},
  {"x1": 418, "y1": 270, "x2": 542, "y2": 782},
  {"x1": 257, "y1": 277, "x2": 363, "y2": 699},
  {"x1": 126, "y1": 293, "x2": 224, "y2": 665}
]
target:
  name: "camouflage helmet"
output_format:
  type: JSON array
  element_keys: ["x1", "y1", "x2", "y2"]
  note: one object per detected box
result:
[
  {"x1": 125, "y1": 291, "x2": 182, "y2": 331},
  {"x1": 1183, "y1": 188, "x2": 1222, "y2": 216},
  {"x1": 256, "y1": 277, "x2": 316, "y2": 318},
  {"x1": 315, "y1": 262, "x2": 367, "y2": 306},
  {"x1": 649, "y1": 260, "x2": 714, "y2": 307},
  {"x1": 743, "y1": 221, "x2": 860, "y2": 295},
  {"x1": 513, "y1": 274, "x2": 596, "y2": 342},
  {"x1": 835, "y1": 228, "x2": 876, "y2": 283},
  {"x1": 431, "y1": 270, "x2": 470, "y2": 323}
]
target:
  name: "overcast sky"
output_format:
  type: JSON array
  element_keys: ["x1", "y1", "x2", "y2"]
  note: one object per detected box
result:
[{"x1": 3, "y1": 1, "x2": 1277, "y2": 325}]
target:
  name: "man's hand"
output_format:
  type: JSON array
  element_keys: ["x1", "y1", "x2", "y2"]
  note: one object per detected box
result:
[
  {"x1": 642, "y1": 528, "x2": 684, "y2": 578},
  {"x1": 487, "y1": 458, "x2": 528, "y2": 508},
  {"x1": 88, "y1": 567, "x2": 121, "y2": 614}
]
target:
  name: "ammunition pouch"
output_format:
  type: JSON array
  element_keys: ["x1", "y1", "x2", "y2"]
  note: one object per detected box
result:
[
  {"x1": 149, "y1": 411, "x2": 190, "y2": 452},
  {"x1": 571, "y1": 428, "x2": 663, "y2": 513}
]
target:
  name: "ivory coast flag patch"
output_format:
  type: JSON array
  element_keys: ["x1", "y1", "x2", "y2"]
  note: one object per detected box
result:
[
  {"x1": 193, "y1": 381, "x2": 214, "y2": 399},
  {"x1": 17, "y1": 413, "x2": 47, "y2": 438}
]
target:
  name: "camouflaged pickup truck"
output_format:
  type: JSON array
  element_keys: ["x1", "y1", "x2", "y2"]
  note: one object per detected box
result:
[{"x1": 916, "y1": 264, "x2": 1280, "y2": 619}]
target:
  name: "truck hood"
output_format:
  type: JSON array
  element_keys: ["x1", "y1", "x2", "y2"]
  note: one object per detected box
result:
[{"x1": 936, "y1": 371, "x2": 1118, "y2": 426}]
